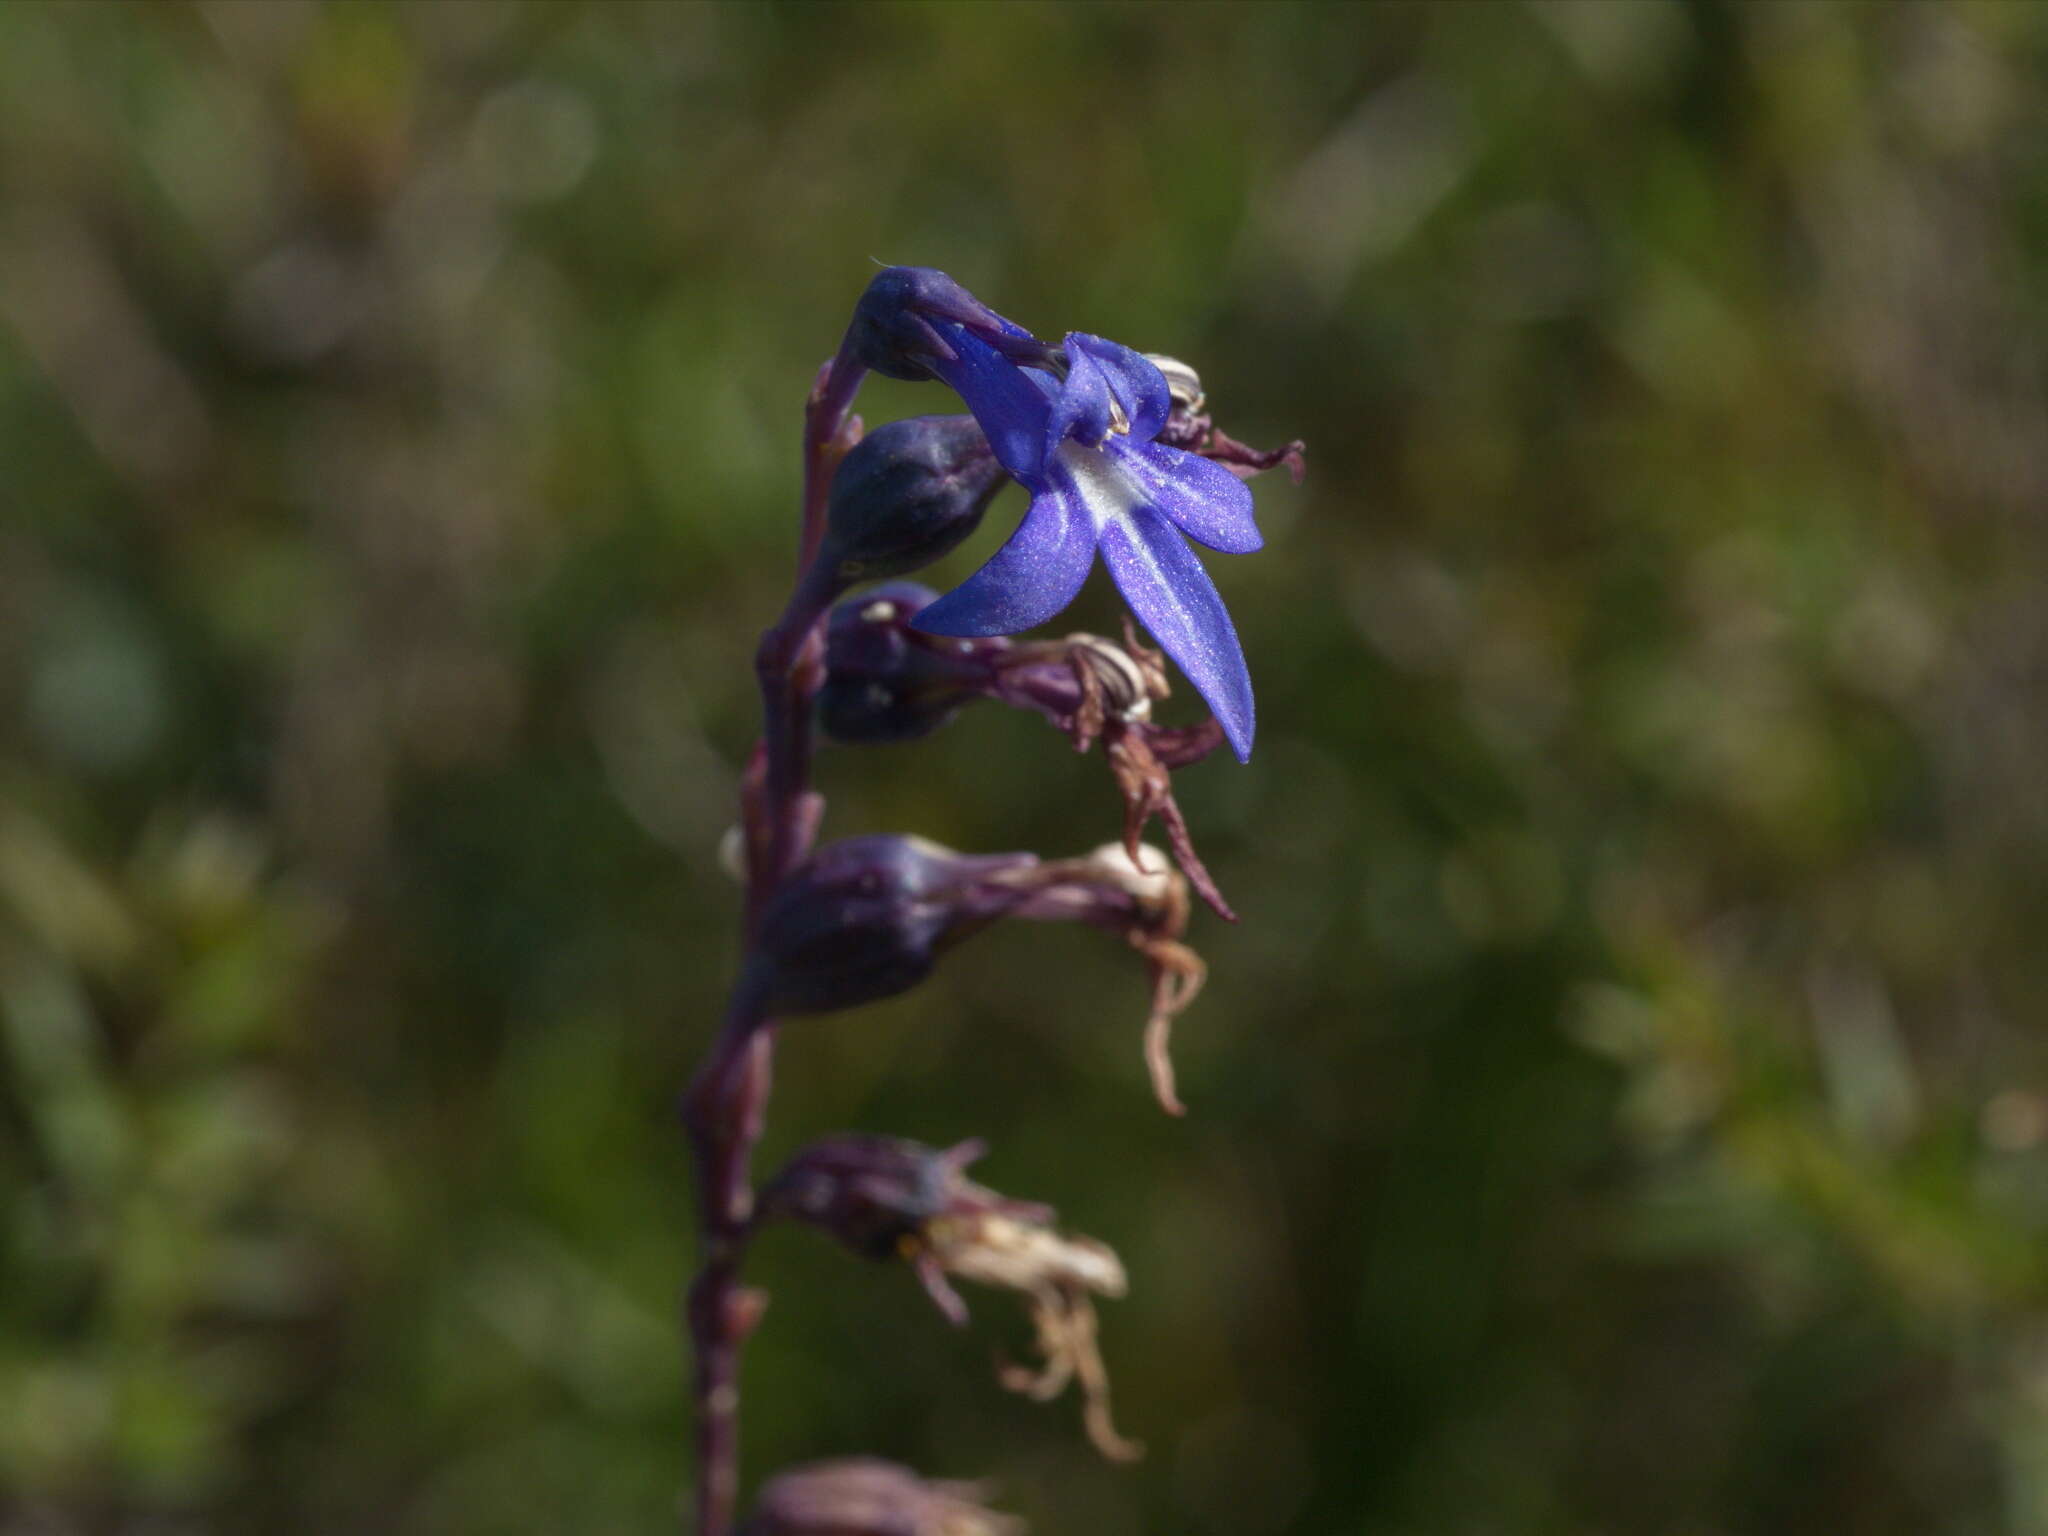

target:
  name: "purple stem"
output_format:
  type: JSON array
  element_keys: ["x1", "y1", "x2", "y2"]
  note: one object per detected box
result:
[{"x1": 683, "y1": 347, "x2": 866, "y2": 1536}]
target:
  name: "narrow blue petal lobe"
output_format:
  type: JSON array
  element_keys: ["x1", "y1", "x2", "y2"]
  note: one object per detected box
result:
[
  {"x1": 1097, "y1": 505, "x2": 1256, "y2": 761},
  {"x1": 1120, "y1": 441, "x2": 1263, "y2": 554},
  {"x1": 912, "y1": 485, "x2": 1099, "y2": 638},
  {"x1": 926, "y1": 326, "x2": 1053, "y2": 482}
]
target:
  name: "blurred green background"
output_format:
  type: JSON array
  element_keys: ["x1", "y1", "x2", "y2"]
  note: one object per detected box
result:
[{"x1": 5, "y1": 1, "x2": 2048, "y2": 1531}]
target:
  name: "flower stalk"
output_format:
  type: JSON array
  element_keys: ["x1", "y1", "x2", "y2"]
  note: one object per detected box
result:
[{"x1": 684, "y1": 349, "x2": 865, "y2": 1536}]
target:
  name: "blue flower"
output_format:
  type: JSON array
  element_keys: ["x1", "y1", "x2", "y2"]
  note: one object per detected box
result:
[{"x1": 903, "y1": 317, "x2": 1265, "y2": 763}]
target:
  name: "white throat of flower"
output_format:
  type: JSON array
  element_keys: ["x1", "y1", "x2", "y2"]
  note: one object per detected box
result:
[{"x1": 1053, "y1": 439, "x2": 1147, "y2": 533}]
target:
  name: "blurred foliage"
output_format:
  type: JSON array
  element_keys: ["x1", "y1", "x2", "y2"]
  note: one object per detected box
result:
[{"x1": 5, "y1": 1, "x2": 2048, "y2": 1532}]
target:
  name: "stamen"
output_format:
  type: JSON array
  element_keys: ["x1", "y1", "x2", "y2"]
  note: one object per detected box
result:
[{"x1": 1144, "y1": 352, "x2": 1205, "y2": 414}]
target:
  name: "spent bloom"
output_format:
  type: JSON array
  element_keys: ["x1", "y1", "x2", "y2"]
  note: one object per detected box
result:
[
  {"x1": 819, "y1": 589, "x2": 1235, "y2": 917},
  {"x1": 759, "y1": 1136, "x2": 1139, "y2": 1460},
  {"x1": 741, "y1": 1459, "x2": 1021, "y2": 1536},
  {"x1": 843, "y1": 267, "x2": 1290, "y2": 763},
  {"x1": 741, "y1": 833, "x2": 1207, "y2": 1113}
]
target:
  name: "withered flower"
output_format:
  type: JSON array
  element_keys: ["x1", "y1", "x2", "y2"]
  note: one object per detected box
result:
[
  {"x1": 819, "y1": 587, "x2": 1240, "y2": 921},
  {"x1": 1146, "y1": 352, "x2": 1307, "y2": 484},
  {"x1": 757, "y1": 1136, "x2": 1049, "y2": 1306},
  {"x1": 924, "y1": 1204, "x2": 1140, "y2": 1462},
  {"x1": 742, "y1": 1458, "x2": 1021, "y2": 1536},
  {"x1": 758, "y1": 1137, "x2": 1141, "y2": 1460},
  {"x1": 1008, "y1": 842, "x2": 1207, "y2": 1116},
  {"x1": 990, "y1": 623, "x2": 1236, "y2": 921},
  {"x1": 742, "y1": 832, "x2": 1205, "y2": 1114}
]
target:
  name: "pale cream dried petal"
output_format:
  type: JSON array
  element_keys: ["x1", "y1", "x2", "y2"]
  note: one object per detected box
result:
[
  {"x1": 744, "y1": 1458, "x2": 1023, "y2": 1536},
  {"x1": 927, "y1": 1213, "x2": 1127, "y2": 1299}
]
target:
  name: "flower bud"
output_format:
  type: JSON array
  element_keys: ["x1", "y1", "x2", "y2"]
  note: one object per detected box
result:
[
  {"x1": 843, "y1": 266, "x2": 1052, "y2": 383},
  {"x1": 745, "y1": 836, "x2": 1037, "y2": 1015},
  {"x1": 742, "y1": 1459, "x2": 1020, "y2": 1536},
  {"x1": 819, "y1": 417, "x2": 1007, "y2": 583},
  {"x1": 819, "y1": 583, "x2": 1003, "y2": 745}
]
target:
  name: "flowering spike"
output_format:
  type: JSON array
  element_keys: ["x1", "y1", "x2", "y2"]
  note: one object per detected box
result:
[{"x1": 685, "y1": 268, "x2": 1271, "y2": 1527}]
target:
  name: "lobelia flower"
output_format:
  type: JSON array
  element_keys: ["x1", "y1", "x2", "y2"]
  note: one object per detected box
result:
[
  {"x1": 844, "y1": 267, "x2": 1280, "y2": 763},
  {"x1": 758, "y1": 1136, "x2": 1140, "y2": 1460}
]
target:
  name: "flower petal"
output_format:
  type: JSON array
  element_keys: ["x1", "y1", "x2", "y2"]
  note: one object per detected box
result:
[
  {"x1": 912, "y1": 484, "x2": 1098, "y2": 638},
  {"x1": 1118, "y1": 440, "x2": 1263, "y2": 554},
  {"x1": 1044, "y1": 342, "x2": 1118, "y2": 461},
  {"x1": 927, "y1": 325, "x2": 1054, "y2": 482},
  {"x1": 1066, "y1": 334, "x2": 1171, "y2": 441},
  {"x1": 1097, "y1": 505, "x2": 1255, "y2": 761}
]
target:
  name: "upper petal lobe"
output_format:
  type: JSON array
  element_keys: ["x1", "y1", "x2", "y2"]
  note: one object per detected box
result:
[
  {"x1": 927, "y1": 326, "x2": 1054, "y2": 482},
  {"x1": 1065, "y1": 335, "x2": 1171, "y2": 441}
]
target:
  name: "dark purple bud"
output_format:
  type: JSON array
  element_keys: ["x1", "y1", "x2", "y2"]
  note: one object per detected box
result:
[
  {"x1": 820, "y1": 583, "x2": 1007, "y2": 745},
  {"x1": 844, "y1": 266, "x2": 1055, "y2": 382},
  {"x1": 742, "y1": 1459, "x2": 1019, "y2": 1536},
  {"x1": 820, "y1": 416, "x2": 1007, "y2": 583},
  {"x1": 746, "y1": 836, "x2": 1037, "y2": 1014}
]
